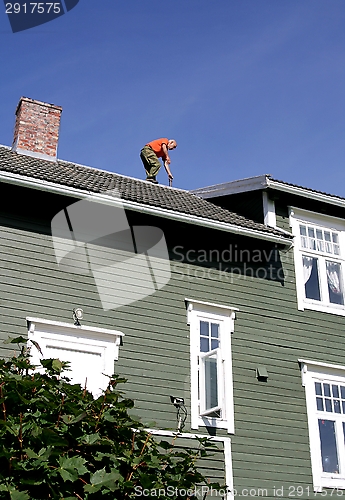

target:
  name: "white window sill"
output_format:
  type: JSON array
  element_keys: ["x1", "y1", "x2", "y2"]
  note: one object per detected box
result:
[
  {"x1": 315, "y1": 475, "x2": 345, "y2": 491},
  {"x1": 298, "y1": 301, "x2": 345, "y2": 316},
  {"x1": 196, "y1": 416, "x2": 234, "y2": 434}
]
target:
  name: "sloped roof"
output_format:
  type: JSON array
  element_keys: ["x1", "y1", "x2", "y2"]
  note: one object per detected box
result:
[{"x1": 0, "y1": 146, "x2": 292, "y2": 241}]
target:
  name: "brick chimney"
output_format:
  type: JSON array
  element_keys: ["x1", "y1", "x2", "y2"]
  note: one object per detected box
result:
[{"x1": 12, "y1": 97, "x2": 62, "y2": 161}]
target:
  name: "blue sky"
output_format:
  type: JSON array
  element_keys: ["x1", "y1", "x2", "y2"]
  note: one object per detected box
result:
[{"x1": 0, "y1": 1, "x2": 344, "y2": 195}]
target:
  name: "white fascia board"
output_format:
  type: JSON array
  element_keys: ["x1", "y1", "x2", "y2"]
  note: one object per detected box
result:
[
  {"x1": 267, "y1": 179, "x2": 345, "y2": 209},
  {"x1": 192, "y1": 174, "x2": 345, "y2": 209},
  {"x1": 26, "y1": 317, "x2": 124, "y2": 338},
  {"x1": 191, "y1": 174, "x2": 269, "y2": 198},
  {"x1": 0, "y1": 170, "x2": 292, "y2": 247}
]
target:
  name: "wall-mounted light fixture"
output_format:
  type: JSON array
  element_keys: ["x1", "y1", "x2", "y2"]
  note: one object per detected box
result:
[
  {"x1": 170, "y1": 396, "x2": 187, "y2": 433},
  {"x1": 73, "y1": 308, "x2": 83, "y2": 326}
]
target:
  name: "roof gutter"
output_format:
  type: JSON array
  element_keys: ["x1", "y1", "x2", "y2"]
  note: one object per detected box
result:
[{"x1": 0, "y1": 170, "x2": 293, "y2": 249}]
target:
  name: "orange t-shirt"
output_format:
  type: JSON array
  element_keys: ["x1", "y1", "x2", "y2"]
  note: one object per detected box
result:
[{"x1": 146, "y1": 138, "x2": 168, "y2": 158}]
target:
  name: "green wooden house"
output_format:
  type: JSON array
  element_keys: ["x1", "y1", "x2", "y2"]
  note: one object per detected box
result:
[{"x1": 1, "y1": 97, "x2": 344, "y2": 497}]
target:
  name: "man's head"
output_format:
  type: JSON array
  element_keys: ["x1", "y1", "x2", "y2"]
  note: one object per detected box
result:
[{"x1": 168, "y1": 139, "x2": 177, "y2": 150}]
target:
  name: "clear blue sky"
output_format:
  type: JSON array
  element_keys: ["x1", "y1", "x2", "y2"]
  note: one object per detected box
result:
[{"x1": 0, "y1": 1, "x2": 344, "y2": 195}]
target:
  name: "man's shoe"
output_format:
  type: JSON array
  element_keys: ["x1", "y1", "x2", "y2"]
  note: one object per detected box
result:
[{"x1": 146, "y1": 178, "x2": 158, "y2": 184}]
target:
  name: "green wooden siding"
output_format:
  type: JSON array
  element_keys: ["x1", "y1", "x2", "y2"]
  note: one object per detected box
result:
[{"x1": 1, "y1": 183, "x2": 345, "y2": 496}]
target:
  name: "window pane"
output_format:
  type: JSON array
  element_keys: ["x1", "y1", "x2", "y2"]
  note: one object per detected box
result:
[
  {"x1": 300, "y1": 225, "x2": 307, "y2": 236},
  {"x1": 300, "y1": 225, "x2": 307, "y2": 248},
  {"x1": 200, "y1": 321, "x2": 209, "y2": 337},
  {"x1": 326, "y1": 261, "x2": 344, "y2": 305},
  {"x1": 334, "y1": 245, "x2": 340, "y2": 256},
  {"x1": 308, "y1": 228, "x2": 316, "y2": 250},
  {"x1": 315, "y1": 382, "x2": 322, "y2": 396},
  {"x1": 316, "y1": 230, "x2": 324, "y2": 252},
  {"x1": 303, "y1": 256, "x2": 321, "y2": 301},
  {"x1": 325, "y1": 232, "x2": 332, "y2": 253},
  {"x1": 324, "y1": 384, "x2": 331, "y2": 397},
  {"x1": 211, "y1": 339, "x2": 219, "y2": 350},
  {"x1": 341, "y1": 386, "x2": 345, "y2": 399},
  {"x1": 211, "y1": 323, "x2": 219, "y2": 338},
  {"x1": 332, "y1": 234, "x2": 340, "y2": 256},
  {"x1": 316, "y1": 397, "x2": 324, "y2": 411},
  {"x1": 200, "y1": 337, "x2": 209, "y2": 353},
  {"x1": 332, "y1": 385, "x2": 340, "y2": 398},
  {"x1": 325, "y1": 399, "x2": 333, "y2": 412},
  {"x1": 318, "y1": 419, "x2": 339, "y2": 473},
  {"x1": 334, "y1": 400, "x2": 341, "y2": 414},
  {"x1": 204, "y1": 356, "x2": 218, "y2": 411}
]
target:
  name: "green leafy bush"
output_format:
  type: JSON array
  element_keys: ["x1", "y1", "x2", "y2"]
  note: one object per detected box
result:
[{"x1": 0, "y1": 337, "x2": 220, "y2": 499}]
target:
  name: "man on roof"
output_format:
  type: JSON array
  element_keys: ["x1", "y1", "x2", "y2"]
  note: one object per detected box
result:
[{"x1": 140, "y1": 138, "x2": 177, "y2": 184}]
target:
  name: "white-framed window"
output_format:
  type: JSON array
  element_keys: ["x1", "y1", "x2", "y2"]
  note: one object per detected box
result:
[
  {"x1": 27, "y1": 317, "x2": 124, "y2": 397},
  {"x1": 290, "y1": 208, "x2": 345, "y2": 316},
  {"x1": 186, "y1": 298, "x2": 238, "y2": 434},
  {"x1": 300, "y1": 359, "x2": 345, "y2": 491}
]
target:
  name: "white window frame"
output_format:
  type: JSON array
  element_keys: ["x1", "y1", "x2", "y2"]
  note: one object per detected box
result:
[
  {"x1": 186, "y1": 299, "x2": 238, "y2": 434},
  {"x1": 300, "y1": 359, "x2": 345, "y2": 491},
  {"x1": 290, "y1": 207, "x2": 345, "y2": 316},
  {"x1": 27, "y1": 317, "x2": 124, "y2": 397}
]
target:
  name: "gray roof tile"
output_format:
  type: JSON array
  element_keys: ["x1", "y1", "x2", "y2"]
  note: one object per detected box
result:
[{"x1": 0, "y1": 146, "x2": 291, "y2": 239}]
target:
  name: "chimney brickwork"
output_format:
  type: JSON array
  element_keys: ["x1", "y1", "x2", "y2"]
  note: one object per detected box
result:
[{"x1": 12, "y1": 97, "x2": 62, "y2": 160}]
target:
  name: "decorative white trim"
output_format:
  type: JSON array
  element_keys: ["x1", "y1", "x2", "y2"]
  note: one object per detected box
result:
[
  {"x1": 185, "y1": 298, "x2": 238, "y2": 325},
  {"x1": 186, "y1": 299, "x2": 237, "y2": 434},
  {"x1": 0, "y1": 170, "x2": 293, "y2": 247},
  {"x1": 27, "y1": 317, "x2": 124, "y2": 397},
  {"x1": 146, "y1": 428, "x2": 233, "y2": 499},
  {"x1": 26, "y1": 317, "x2": 124, "y2": 341}
]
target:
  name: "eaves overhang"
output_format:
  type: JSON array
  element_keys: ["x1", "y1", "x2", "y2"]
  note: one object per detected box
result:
[
  {"x1": 266, "y1": 178, "x2": 345, "y2": 209},
  {"x1": 192, "y1": 174, "x2": 345, "y2": 209},
  {"x1": 0, "y1": 170, "x2": 293, "y2": 248}
]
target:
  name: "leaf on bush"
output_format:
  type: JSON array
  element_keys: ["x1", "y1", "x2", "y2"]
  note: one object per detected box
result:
[
  {"x1": 59, "y1": 456, "x2": 88, "y2": 475},
  {"x1": 69, "y1": 411, "x2": 87, "y2": 425},
  {"x1": 4, "y1": 487, "x2": 30, "y2": 500},
  {"x1": 41, "y1": 358, "x2": 63, "y2": 373},
  {"x1": 4, "y1": 336, "x2": 27, "y2": 345},
  {"x1": 80, "y1": 433, "x2": 100, "y2": 445},
  {"x1": 24, "y1": 448, "x2": 39, "y2": 459}
]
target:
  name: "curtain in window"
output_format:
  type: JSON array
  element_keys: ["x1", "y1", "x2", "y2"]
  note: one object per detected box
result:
[
  {"x1": 326, "y1": 262, "x2": 342, "y2": 294},
  {"x1": 303, "y1": 256, "x2": 313, "y2": 284}
]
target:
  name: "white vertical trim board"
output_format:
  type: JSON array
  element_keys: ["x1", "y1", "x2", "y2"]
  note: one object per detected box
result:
[{"x1": 262, "y1": 191, "x2": 276, "y2": 228}]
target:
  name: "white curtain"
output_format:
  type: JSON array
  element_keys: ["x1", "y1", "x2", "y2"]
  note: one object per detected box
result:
[
  {"x1": 303, "y1": 256, "x2": 313, "y2": 284},
  {"x1": 326, "y1": 262, "x2": 341, "y2": 294}
]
